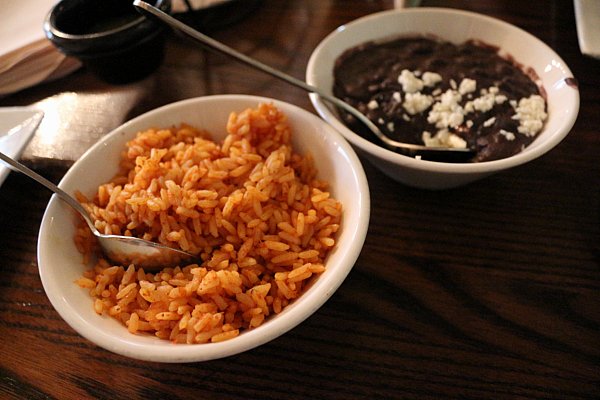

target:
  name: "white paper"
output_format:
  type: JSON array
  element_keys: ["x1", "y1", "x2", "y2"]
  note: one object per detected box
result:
[{"x1": 574, "y1": 0, "x2": 600, "y2": 58}]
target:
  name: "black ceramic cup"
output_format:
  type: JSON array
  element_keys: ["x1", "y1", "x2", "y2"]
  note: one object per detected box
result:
[{"x1": 44, "y1": 0, "x2": 171, "y2": 84}]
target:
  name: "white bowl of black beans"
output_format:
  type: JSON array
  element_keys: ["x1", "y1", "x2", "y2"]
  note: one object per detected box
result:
[{"x1": 306, "y1": 7, "x2": 579, "y2": 189}]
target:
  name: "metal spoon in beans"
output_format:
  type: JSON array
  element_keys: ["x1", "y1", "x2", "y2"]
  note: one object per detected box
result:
[{"x1": 133, "y1": 0, "x2": 475, "y2": 162}]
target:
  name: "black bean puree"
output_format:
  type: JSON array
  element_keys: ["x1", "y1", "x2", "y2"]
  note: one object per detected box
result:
[{"x1": 333, "y1": 36, "x2": 545, "y2": 162}]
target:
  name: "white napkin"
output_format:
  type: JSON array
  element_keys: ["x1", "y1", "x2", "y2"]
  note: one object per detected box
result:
[
  {"x1": 574, "y1": 0, "x2": 600, "y2": 58},
  {"x1": 0, "y1": 0, "x2": 81, "y2": 96}
]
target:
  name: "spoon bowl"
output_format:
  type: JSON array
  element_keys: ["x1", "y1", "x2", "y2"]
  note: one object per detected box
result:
[{"x1": 0, "y1": 151, "x2": 195, "y2": 269}]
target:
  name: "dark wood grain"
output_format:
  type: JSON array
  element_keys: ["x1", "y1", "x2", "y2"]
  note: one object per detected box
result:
[{"x1": 1, "y1": 0, "x2": 599, "y2": 399}]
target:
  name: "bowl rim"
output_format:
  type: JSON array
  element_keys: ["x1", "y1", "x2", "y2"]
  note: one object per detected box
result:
[
  {"x1": 37, "y1": 94, "x2": 370, "y2": 362},
  {"x1": 43, "y1": 0, "x2": 170, "y2": 41},
  {"x1": 306, "y1": 7, "x2": 580, "y2": 174}
]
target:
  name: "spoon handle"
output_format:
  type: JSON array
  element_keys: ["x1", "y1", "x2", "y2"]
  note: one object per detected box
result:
[
  {"x1": 0, "y1": 151, "x2": 97, "y2": 232},
  {"x1": 135, "y1": 1, "x2": 327, "y2": 98}
]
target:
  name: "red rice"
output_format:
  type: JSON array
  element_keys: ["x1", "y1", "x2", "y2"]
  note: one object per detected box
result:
[{"x1": 75, "y1": 103, "x2": 342, "y2": 344}]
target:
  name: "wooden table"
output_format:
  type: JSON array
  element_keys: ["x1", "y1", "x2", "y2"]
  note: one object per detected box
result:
[{"x1": 1, "y1": 1, "x2": 598, "y2": 398}]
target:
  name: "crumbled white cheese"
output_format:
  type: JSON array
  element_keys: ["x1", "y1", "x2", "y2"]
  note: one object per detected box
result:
[
  {"x1": 464, "y1": 86, "x2": 508, "y2": 113},
  {"x1": 421, "y1": 131, "x2": 435, "y2": 146},
  {"x1": 483, "y1": 117, "x2": 496, "y2": 127},
  {"x1": 458, "y1": 78, "x2": 477, "y2": 95},
  {"x1": 512, "y1": 95, "x2": 547, "y2": 136},
  {"x1": 403, "y1": 92, "x2": 434, "y2": 115},
  {"x1": 440, "y1": 89, "x2": 462, "y2": 106},
  {"x1": 519, "y1": 119, "x2": 545, "y2": 136},
  {"x1": 472, "y1": 91, "x2": 496, "y2": 113},
  {"x1": 398, "y1": 69, "x2": 424, "y2": 93},
  {"x1": 422, "y1": 129, "x2": 467, "y2": 148},
  {"x1": 448, "y1": 133, "x2": 468, "y2": 148},
  {"x1": 464, "y1": 101, "x2": 474, "y2": 113},
  {"x1": 427, "y1": 89, "x2": 464, "y2": 128},
  {"x1": 499, "y1": 129, "x2": 516, "y2": 141},
  {"x1": 422, "y1": 71, "x2": 443, "y2": 87},
  {"x1": 377, "y1": 70, "x2": 547, "y2": 149}
]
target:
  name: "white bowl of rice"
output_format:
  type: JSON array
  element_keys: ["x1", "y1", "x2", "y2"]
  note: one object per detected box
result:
[
  {"x1": 37, "y1": 95, "x2": 370, "y2": 362},
  {"x1": 306, "y1": 8, "x2": 579, "y2": 189}
]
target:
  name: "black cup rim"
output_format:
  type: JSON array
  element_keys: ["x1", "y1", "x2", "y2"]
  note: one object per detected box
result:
[
  {"x1": 43, "y1": 0, "x2": 171, "y2": 56},
  {"x1": 44, "y1": 0, "x2": 170, "y2": 40}
]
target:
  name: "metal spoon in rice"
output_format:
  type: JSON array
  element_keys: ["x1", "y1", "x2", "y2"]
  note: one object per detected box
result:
[
  {"x1": 133, "y1": 0, "x2": 475, "y2": 162},
  {"x1": 0, "y1": 151, "x2": 196, "y2": 270}
]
